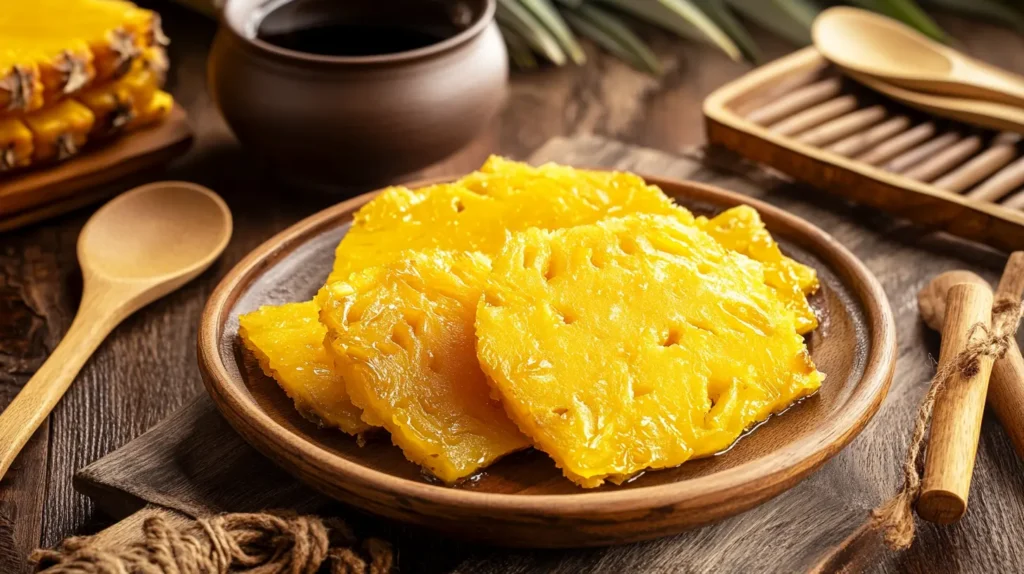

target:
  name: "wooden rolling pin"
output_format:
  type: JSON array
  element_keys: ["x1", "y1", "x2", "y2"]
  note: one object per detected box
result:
[{"x1": 916, "y1": 253, "x2": 1024, "y2": 523}]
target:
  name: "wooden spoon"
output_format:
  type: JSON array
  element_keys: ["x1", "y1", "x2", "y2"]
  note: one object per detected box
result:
[
  {"x1": 813, "y1": 7, "x2": 1024, "y2": 108},
  {"x1": 844, "y1": 70, "x2": 1024, "y2": 134},
  {"x1": 0, "y1": 182, "x2": 232, "y2": 481}
]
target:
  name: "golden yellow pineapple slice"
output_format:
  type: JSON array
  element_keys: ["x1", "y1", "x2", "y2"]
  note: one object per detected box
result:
[
  {"x1": 76, "y1": 51, "x2": 166, "y2": 137},
  {"x1": 476, "y1": 215, "x2": 824, "y2": 488},
  {"x1": 328, "y1": 156, "x2": 690, "y2": 283},
  {"x1": 127, "y1": 89, "x2": 172, "y2": 131},
  {"x1": 238, "y1": 301, "x2": 370, "y2": 436},
  {"x1": 0, "y1": 0, "x2": 164, "y2": 113},
  {"x1": 319, "y1": 250, "x2": 530, "y2": 483},
  {"x1": 696, "y1": 206, "x2": 819, "y2": 334},
  {"x1": 0, "y1": 118, "x2": 34, "y2": 172},
  {"x1": 22, "y1": 99, "x2": 95, "y2": 162}
]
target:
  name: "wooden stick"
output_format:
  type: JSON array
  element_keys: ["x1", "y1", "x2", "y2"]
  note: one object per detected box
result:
[
  {"x1": 856, "y1": 122, "x2": 935, "y2": 166},
  {"x1": 901, "y1": 135, "x2": 983, "y2": 181},
  {"x1": 918, "y1": 283, "x2": 994, "y2": 524},
  {"x1": 796, "y1": 106, "x2": 887, "y2": 148},
  {"x1": 827, "y1": 116, "x2": 910, "y2": 157},
  {"x1": 987, "y1": 253, "x2": 1024, "y2": 460},
  {"x1": 884, "y1": 132, "x2": 960, "y2": 173},
  {"x1": 932, "y1": 134, "x2": 1019, "y2": 193},
  {"x1": 745, "y1": 78, "x2": 843, "y2": 126},
  {"x1": 1003, "y1": 189, "x2": 1024, "y2": 209},
  {"x1": 767, "y1": 96, "x2": 858, "y2": 137},
  {"x1": 967, "y1": 156, "x2": 1024, "y2": 202}
]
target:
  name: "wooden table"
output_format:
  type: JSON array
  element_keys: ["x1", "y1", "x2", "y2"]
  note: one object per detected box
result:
[{"x1": 3, "y1": 4, "x2": 1024, "y2": 573}]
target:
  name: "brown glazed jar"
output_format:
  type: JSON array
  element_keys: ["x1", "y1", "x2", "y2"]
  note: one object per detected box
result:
[{"x1": 208, "y1": 0, "x2": 506, "y2": 187}]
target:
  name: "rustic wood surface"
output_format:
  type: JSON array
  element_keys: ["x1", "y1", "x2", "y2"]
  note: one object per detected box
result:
[
  {"x1": 77, "y1": 135, "x2": 1024, "y2": 573},
  {"x1": 4, "y1": 1, "x2": 1024, "y2": 572}
]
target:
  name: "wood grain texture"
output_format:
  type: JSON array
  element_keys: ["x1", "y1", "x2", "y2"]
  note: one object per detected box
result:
[
  {"x1": 919, "y1": 283, "x2": 994, "y2": 523},
  {"x1": 73, "y1": 136, "x2": 1024, "y2": 573},
  {"x1": 6, "y1": 3, "x2": 1024, "y2": 572}
]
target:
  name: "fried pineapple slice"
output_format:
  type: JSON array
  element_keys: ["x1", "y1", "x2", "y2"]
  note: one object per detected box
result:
[
  {"x1": 319, "y1": 250, "x2": 530, "y2": 483},
  {"x1": 238, "y1": 301, "x2": 370, "y2": 436},
  {"x1": 476, "y1": 215, "x2": 823, "y2": 487},
  {"x1": 696, "y1": 206, "x2": 820, "y2": 334},
  {"x1": 328, "y1": 155, "x2": 690, "y2": 283}
]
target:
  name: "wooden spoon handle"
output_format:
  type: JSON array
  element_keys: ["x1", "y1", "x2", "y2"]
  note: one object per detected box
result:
[
  {"x1": 918, "y1": 283, "x2": 995, "y2": 524},
  {"x1": 0, "y1": 289, "x2": 122, "y2": 481}
]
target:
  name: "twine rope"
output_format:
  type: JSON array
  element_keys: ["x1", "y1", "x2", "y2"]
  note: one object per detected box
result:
[
  {"x1": 29, "y1": 511, "x2": 394, "y2": 574},
  {"x1": 870, "y1": 297, "x2": 1024, "y2": 551}
]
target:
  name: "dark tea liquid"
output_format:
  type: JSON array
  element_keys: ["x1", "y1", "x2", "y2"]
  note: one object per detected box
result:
[{"x1": 255, "y1": 0, "x2": 463, "y2": 56}]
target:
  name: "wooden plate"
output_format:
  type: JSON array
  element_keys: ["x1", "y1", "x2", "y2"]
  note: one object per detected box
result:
[
  {"x1": 0, "y1": 105, "x2": 192, "y2": 231},
  {"x1": 198, "y1": 174, "x2": 896, "y2": 548}
]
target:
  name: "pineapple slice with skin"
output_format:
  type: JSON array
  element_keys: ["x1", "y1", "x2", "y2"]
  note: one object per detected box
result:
[
  {"x1": 476, "y1": 215, "x2": 824, "y2": 488},
  {"x1": 22, "y1": 99, "x2": 94, "y2": 162},
  {"x1": 696, "y1": 206, "x2": 820, "y2": 334},
  {"x1": 127, "y1": 89, "x2": 172, "y2": 131},
  {"x1": 328, "y1": 156, "x2": 691, "y2": 283},
  {"x1": 0, "y1": 118, "x2": 34, "y2": 172},
  {"x1": 318, "y1": 250, "x2": 530, "y2": 484},
  {"x1": 0, "y1": 0, "x2": 165, "y2": 113},
  {"x1": 238, "y1": 301, "x2": 370, "y2": 436},
  {"x1": 76, "y1": 49, "x2": 166, "y2": 137}
]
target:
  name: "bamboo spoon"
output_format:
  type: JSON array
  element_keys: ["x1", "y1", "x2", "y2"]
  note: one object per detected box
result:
[
  {"x1": 843, "y1": 69, "x2": 1024, "y2": 134},
  {"x1": 0, "y1": 182, "x2": 232, "y2": 481},
  {"x1": 813, "y1": 7, "x2": 1024, "y2": 109},
  {"x1": 918, "y1": 255, "x2": 1024, "y2": 464}
]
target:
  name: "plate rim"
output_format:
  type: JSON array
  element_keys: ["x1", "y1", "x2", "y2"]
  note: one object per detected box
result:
[{"x1": 198, "y1": 172, "x2": 896, "y2": 521}]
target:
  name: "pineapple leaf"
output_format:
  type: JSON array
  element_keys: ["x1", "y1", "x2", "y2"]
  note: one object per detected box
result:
[
  {"x1": 726, "y1": 0, "x2": 819, "y2": 46},
  {"x1": 851, "y1": 0, "x2": 947, "y2": 41},
  {"x1": 518, "y1": 0, "x2": 587, "y2": 64},
  {"x1": 597, "y1": 0, "x2": 710, "y2": 46},
  {"x1": 692, "y1": 0, "x2": 762, "y2": 62},
  {"x1": 500, "y1": 24, "x2": 541, "y2": 69},
  {"x1": 496, "y1": 0, "x2": 568, "y2": 65},
  {"x1": 920, "y1": 0, "x2": 1024, "y2": 35},
  {"x1": 563, "y1": 4, "x2": 662, "y2": 74}
]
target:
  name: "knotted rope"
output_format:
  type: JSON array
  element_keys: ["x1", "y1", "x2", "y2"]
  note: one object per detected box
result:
[
  {"x1": 870, "y1": 296, "x2": 1024, "y2": 551},
  {"x1": 29, "y1": 511, "x2": 394, "y2": 574}
]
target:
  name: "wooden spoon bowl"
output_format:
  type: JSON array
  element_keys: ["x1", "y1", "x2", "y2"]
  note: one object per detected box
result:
[{"x1": 198, "y1": 175, "x2": 896, "y2": 547}]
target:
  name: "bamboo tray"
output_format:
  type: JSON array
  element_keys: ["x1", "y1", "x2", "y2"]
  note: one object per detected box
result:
[
  {"x1": 0, "y1": 105, "x2": 193, "y2": 232},
  {"x1": 704, "y1": 47, "x2": 1024, "y2": 252}
]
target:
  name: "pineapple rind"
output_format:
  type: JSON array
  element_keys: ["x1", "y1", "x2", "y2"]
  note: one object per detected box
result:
[{"x1": 0, "y1": 0, "x2": 161, "y2": 113}]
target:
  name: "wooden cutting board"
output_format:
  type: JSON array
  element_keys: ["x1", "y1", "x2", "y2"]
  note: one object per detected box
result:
[{"x1": 73, "y1": 136, "x2": 1024, "y2": 573}]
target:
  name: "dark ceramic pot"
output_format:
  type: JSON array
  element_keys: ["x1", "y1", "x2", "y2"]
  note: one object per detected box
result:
[{"x1": 208, "y1": 0, "x2": 506, "y2": 187}]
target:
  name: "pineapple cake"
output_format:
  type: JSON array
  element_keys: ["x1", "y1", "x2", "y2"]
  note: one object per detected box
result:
[
  {"x1": 319, "y1": 250, "x2": 529, "y2": 483},
  {"x1": 0, "y1": 0, "x2": 172, "y2": 173},
  {"x1": 238, "y1": 301, "x2": 370, "y2": 436},
  {"x1": 475, "y1": 215, "x2": 823, "y2": 487}
]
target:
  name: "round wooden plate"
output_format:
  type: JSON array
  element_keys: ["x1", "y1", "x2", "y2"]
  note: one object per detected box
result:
[{"x1": 198, "y1": 174, "x2": 896, "y2": 548}]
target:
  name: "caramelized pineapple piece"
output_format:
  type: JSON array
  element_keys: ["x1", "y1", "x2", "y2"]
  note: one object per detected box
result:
[
  {"x1": 328, "y1": 156, "x2": 690, "y2": 283},
  {"x1": 22, "y1": 99, "x2": 94, "y2": 162},
  {"x1": 476, "y1": 215, "x2": 823, "y2": 487},
  {"x1": 319, "y1": 250, "x2": 529, "y2": 483},
  {"x1": 0, "y1": 0, "x2": 164, "y2": 113},
  {"x1": 238, "y1": 302, "x2": 370, "y2": 436},
  {"x1": 696, "y1": 206, "x2": 819, "y2": 333},
  {"x1": 0, "y1": 118, "x2": 34, "y2": 172}
]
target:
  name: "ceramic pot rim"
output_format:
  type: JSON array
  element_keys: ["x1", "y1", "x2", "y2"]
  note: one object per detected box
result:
[{"x1": 219, "y1": 0, "x2": 496, "y2": 66}]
